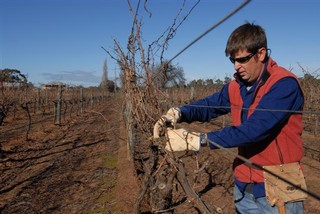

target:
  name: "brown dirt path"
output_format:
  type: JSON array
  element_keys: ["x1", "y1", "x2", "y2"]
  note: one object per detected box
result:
[
  {"x1": 0, "y1": 97, "x2": 138, "y2": 213},
  {"x1": 115, "y1": 120, "x2": 139, "y2": 213}
]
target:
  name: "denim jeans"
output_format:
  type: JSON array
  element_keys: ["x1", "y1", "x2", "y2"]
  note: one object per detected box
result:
[{"x1": 234, "y1": 184, "x2": 304, "y2": 214}]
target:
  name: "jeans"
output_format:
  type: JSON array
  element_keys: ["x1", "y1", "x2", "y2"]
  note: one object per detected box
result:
[{"x1": 234, "y1": 184, "x2": 304, "y2": 214}]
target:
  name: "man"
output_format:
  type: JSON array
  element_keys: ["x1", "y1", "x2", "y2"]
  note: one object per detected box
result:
[{"x1": 154, "y1": 23, "x2": 306, "y2": 213}]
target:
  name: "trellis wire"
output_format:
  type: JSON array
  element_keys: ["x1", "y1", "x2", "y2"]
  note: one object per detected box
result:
[
  {"x1": 185, "y1": 104, "x2": 320, "y2": 115},
  {"x1": 168, "y1": 0, "x2": 251, "y2": 64}
]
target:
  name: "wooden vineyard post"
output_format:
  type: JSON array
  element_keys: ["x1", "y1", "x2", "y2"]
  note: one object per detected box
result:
[
  {"x1": 90, "y1": 93, "x2": 94, "y2": 109},
  {"x1": 36, "y1": 88, "x2": 40, "y2": 113},
  {"x1": 45, "y1": 89, "x2": 49, "y2": 113},
  {"x1": 315, "y1": 115, "x2": 319, "y2": 136},
  {"x1": 124, "y1": 67, "x2": 136, "y2": 162},
  {"x1": 124, "y1": 100, "x2": 134, "y2": 161},
  {"x1": 54, "y1": 85, "x2": 62, "y2": 125},
  {"x1": 80, "y1": 87, "x2": 84, "y2": 113},
  {"x1": 190, "y1": 86, "x2": 194, "y2": 100}
]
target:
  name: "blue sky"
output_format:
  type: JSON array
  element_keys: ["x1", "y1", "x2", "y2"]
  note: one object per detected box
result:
[{"x1": 1, "y1": 0, "x2": 319, "y2": 87}]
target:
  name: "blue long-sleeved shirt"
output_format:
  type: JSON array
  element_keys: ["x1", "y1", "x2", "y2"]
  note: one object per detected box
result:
[{"x1": 180, "y1": 77, "x2": 303, "y2": 148}]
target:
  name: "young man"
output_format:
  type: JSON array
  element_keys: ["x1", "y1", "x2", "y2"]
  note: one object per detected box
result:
[{"x1": 154, "y1": 23, "x2": 305, "y2": 213}]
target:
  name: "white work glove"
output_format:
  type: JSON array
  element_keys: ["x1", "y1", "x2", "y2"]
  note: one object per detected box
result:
[
  {"x1": 153, "y1": 107, "x2": 181, "y2": 139},
  {"x1": 165, "y1": 128, "x2": 201, "y2": 152},
  {"x1": 163, "y1": 107, "x2": 181, "y2": 127}
]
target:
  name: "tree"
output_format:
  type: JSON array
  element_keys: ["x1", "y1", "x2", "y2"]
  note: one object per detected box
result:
[
  {"x1": 215, "y1": 78, "x2": 223, "y2": 86},
  {"x1": 0, "y1": 69, "x2": 28, "y2": 125},
  {"x1": 224, "y1": 76, "x2": 232, "y2": 84},
  {"x1": 188, "y1": 80, "x2": 197, "y2": 87},
  {"x1": 153, "y1": 62, "x2": 186, "y2": 88},
  {"x1": 99, "y1": 59, "x2": 115, "y2": 92},
  {"x1": 196, "y1": 79, "x2": 204, "y2": 86},
  {"x1": 205, "y1": 78, "x2": 214, "y2": 86},
  {"x1": 101, "y1": 59, "x2": 108, "y2": 85},
  {"x1": 0, "y1": 68, "x2": 27, "y2": 86}
]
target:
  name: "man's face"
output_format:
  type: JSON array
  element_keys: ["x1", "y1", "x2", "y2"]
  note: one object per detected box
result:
[{"x1": 232, "y1": 49, "x2": 265, "y2": 84}]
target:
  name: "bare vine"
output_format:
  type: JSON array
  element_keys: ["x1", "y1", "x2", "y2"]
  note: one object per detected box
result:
[{"x1": 103, "y1": 0, "x2": 221, "y2": 213}]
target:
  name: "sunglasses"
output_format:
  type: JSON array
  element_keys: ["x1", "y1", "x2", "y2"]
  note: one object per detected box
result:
[{"x1": 229, "y1": 52, "x2": 257, "y2": 64}]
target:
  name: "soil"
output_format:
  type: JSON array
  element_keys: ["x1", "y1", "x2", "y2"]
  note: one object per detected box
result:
[
  {"x1": 0, "y1": 95, "x2": 319, "y2": 213},
  {"x1": 0, "y1": 96, "x2": 138, "y2": 214}
]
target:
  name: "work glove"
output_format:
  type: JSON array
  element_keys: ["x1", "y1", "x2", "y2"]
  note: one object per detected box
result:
[
  {"x1": 165, "y1": 128, "x2": 201, "y2": 152},
  {"x1": 163, "y1": 107, "x2": 181, "y2": 127},
  {"x1": 153, "y1": 107, "x2": 181, "y2": 139}
]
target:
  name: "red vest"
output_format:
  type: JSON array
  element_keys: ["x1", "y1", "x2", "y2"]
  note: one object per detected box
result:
[{"x1": 228, "y1": 58, "x2": 304, "y2": 183}]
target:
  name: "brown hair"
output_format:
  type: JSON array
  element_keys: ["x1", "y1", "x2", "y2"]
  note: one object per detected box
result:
[{"x1": 225, "y1": 22, "x2": 267, "y2": 57}]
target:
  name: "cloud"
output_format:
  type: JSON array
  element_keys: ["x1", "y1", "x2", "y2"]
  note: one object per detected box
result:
[{"x1": 42, "y1": 70, "x2": 101, "y2": 86}]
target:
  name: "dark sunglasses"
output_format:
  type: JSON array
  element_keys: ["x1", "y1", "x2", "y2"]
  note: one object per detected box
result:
[{"x1": 229, "y1": 52, "x2": 257, "y2": 64}]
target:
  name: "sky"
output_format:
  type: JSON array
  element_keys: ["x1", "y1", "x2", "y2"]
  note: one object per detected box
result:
[{"x1": 1, "y1": 0, "x2": 320, "y2": 87}]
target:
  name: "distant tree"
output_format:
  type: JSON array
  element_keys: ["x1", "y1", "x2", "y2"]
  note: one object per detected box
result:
[
  {"x1": 99, "y1": 59, "x2": 115, "y2": 92},
  {"x1": 153, "y1": 62, "x2": 186, "y2": 88},
  {"x1": 0, "y1": 68, "x2": 29, "y2": 125},
  {"x1": 188, "y1": 80, "x2": 197, "y2": 87},
  {"x1": 102, "y1": 59, "x2": 108, "y2": 84},
  {"x1": 196, "y1": 79, "x2": 204, "y2": 86},
  {"x1": 224, "y1": 76, "x2": 232, "y2": 84},
  {"x1": 205, "y1": 78, "x2": 214, "y2": 86},
  {"x1": 215, "y1": 78, "x2": 223, "y2": 86},
  {"x1": 0, "y1": 68, "x2": 27, "y2": 86},
  {"x1": 188, "y1": 79, "x2": 207, "y2": 87}
]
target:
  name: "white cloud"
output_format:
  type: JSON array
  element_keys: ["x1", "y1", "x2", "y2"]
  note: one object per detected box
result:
[{"x1": 42, "y1": 70, "x2": 101, "y2": 86}]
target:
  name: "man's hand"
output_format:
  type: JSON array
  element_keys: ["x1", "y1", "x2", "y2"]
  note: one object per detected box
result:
[
  {"x1": 165, "y1": 128, "x2": 200, "y2": 152},
  {"x1": 163, "y1": 107, "x2": 181, "y2": 127},
  {"x1": 153, "y1": 117, "x2": 165, "y2": 139},
  {"x1": 153, "y1": 107, "x2": 181, "y2": 139}
]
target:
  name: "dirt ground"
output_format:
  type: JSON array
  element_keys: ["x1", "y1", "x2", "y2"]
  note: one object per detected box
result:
[
  {"x1": 0, "y1": 96, "x2": 139, "y2": 214},
  {"x1": 0, "y1": 95, "x2": 319, "y2": 213}
]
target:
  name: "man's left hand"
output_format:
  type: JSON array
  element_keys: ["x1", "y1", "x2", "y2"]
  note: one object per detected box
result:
[{"x1": 165, "y1": 128, "x2": 200, "y2": 152}]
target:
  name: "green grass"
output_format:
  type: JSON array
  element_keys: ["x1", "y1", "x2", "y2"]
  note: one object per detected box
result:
[
  {"x1": 103, "y1": 153, "x2": 118, "y2": 169},
  {"x1": 82, "y1": 153, "x2": 119, "y2": 214}
]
